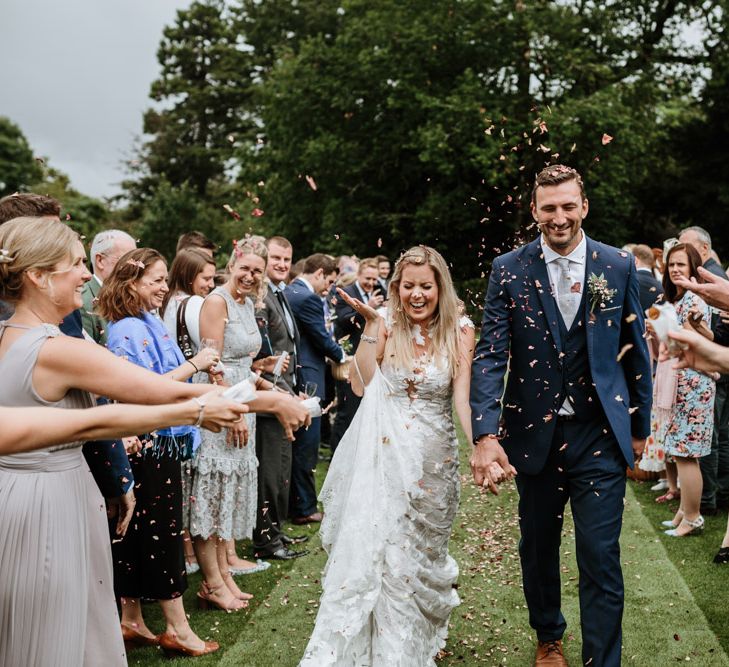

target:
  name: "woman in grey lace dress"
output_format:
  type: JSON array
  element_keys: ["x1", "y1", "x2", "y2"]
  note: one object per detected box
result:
[
  {"x1": 301, "y1": 247, "x2": 503, "y2": 666},
  {"x1": 189, "y1": 237, "x2": 275, "y2": 610}
]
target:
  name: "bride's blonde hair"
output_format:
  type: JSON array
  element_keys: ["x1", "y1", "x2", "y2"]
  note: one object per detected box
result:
[{"x1": 384, "y1": 246, "x2": 461, "y2": 377}]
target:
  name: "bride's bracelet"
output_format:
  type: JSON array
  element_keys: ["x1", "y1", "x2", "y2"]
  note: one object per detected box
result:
[{"x1": 360, "y1": 334, "x2": 377, "y2": 344}]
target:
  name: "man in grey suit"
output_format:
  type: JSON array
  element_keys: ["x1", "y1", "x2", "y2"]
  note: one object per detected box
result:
[{"x1": 253, "y1": 236, "x2": 310, "y2": 560}]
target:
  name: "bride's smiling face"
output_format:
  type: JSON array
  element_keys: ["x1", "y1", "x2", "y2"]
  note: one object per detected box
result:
[{"x1": 399, "y1": 263, "x2": 438, "y2": 325}]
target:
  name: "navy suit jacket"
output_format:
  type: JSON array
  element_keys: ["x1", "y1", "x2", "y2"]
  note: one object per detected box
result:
[
  {"x1": 470, "y1": 235, "x2": 653, "y2": 474},
  {"x1": 285, "y1": 278, "x2": 343, "y2": 399},
  {"x1": 636, "y1": 268, "x2": 664, "y2": 313}
]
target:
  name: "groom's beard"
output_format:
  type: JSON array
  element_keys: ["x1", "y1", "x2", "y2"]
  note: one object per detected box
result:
[{"x1": 539, "y1": 220, "x2": 582, "y2": 250}]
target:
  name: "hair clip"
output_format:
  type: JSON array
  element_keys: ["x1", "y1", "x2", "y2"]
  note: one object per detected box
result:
[
  {"x1": 127, "y1": 259, "x2": 145, "y2": 269},
  {"x1": 0, "y1": 248, "x2": 14, "y2": 264}
]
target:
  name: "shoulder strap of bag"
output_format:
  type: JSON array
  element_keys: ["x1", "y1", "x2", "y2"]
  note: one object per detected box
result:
[{"x1": 176, "y1": 296, "x2": 195, "y2": 360}]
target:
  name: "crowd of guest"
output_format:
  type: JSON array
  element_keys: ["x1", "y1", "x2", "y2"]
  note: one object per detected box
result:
[
  {"x1": 625, "y1": 229, "x2": 729, "y2": 563},
  {"x1": 2, "y1": 186, "x2": 729, "y2": 666},
  {"x1": 0, "y1": 190, "x2": 395, "y2": 663}
]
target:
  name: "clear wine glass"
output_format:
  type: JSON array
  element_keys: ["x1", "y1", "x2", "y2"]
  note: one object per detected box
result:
[{"x1": 200, "y1": 337, "x2": 225, "y2": 376}]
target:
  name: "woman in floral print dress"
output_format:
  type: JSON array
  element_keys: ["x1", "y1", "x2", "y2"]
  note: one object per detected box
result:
[{"x1": 659, "y1": 243, "x2": 716, "y2": 537}]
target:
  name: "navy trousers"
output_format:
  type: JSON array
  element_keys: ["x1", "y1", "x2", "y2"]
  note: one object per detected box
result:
[
  {"x1": 289, "y1": 416, "x2": 321, "y2": 518},
  {"x1": 515, "y1": 416, "x2": 626, "y2": 667}
]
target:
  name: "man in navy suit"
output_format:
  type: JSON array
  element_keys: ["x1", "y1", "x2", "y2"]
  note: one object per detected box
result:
[
  {"x1": 470, "y1": 165, "x2": 652, "y2": 667},
  {"x1": 285, "y1": 253, "x2": 345, "y2": 523},
  {"x1": 632, "y1": 244, "x2": 664, "y2": 313}
]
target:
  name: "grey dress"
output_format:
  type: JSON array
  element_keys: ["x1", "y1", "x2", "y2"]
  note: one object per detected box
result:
[
  {"x1": 188, "y1": 288, "x2": 262, "y2": 540},
  {"x1": 0, "y1": 323, "x2": 126, "y2": 667}
]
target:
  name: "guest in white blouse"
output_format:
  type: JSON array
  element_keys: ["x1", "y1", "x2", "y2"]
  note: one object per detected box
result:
[{"x1": 162, "y1": 248, "x2": 217, "y2": 354}]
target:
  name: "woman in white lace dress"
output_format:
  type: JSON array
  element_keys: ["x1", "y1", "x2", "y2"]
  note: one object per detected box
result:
[{"x1": 301, "y1": 246, "x2": 503, "y2": 666}]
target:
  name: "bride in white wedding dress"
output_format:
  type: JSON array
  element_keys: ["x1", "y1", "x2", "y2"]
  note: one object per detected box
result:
[{"x1": 300, "y1": 246, "x2": 504, "y2": 667}]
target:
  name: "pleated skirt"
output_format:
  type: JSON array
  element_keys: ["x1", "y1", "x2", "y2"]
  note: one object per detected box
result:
[{"x1": 0, "y1": 447, "x2": 126, "y2": 667}]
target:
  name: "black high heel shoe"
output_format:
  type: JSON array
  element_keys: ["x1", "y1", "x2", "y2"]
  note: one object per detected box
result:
[{"x1": 713, "y1": 547, "x2": 729, "y2": 564}]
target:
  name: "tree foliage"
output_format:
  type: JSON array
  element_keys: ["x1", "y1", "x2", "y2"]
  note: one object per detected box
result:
[
  {"x1": 0, "y1": 116, "x2": 43, "y2": 197},
  {"x1": 125, "y1": 0, "x2": 728, "y2": 286}
]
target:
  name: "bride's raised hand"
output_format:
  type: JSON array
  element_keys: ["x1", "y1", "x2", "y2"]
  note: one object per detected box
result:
[{"x1": 336, "y1": 287, "x2": 380, "y2": 322}]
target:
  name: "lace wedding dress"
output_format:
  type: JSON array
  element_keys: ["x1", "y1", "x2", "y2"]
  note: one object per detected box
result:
[{"x1": 300, "y1": 354, "x2": 461, "y2": 666}]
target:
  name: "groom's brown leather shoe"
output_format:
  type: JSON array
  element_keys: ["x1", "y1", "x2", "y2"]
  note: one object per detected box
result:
[{"x1": 534, "y1": 639, "x2": 567, "y2": 666}]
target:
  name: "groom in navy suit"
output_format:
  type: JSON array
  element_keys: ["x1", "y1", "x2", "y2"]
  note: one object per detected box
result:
[{"x1": 470, "y1": 165, "x2": 652, "y2": 667}]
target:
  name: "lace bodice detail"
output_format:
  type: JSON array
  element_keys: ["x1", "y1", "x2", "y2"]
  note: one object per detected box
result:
[
  {"x1": 212, "y1": 287, "x2": 261, "y2": 384},
  {"x1": 382, "y1": 357, "x2": 454, "y2": 416}
]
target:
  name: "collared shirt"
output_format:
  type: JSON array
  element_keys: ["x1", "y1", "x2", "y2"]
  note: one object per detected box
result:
[
  {"x1": 297, "y1": 276, "x2": 316, "y2": 294},
  {"x1": 541, "y1": 230, "x2": 587, "y2": 302},
  {"x1": 541, "y1": 230, "x2": 587, "y2": 417},
  {"x1": 93, "y1": 274, "x2": 103, "y2": 287},
  {"x1": 354, "y1": 281, "x2": 370, "y2": 303},
  {"x1": 270, "y1": 281, "x2": 295, "y2": 338}
]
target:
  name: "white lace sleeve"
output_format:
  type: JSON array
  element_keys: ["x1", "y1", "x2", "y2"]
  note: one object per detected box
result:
[{"x1": 459, "y1": 315, "x2": 475, "y2": 330}]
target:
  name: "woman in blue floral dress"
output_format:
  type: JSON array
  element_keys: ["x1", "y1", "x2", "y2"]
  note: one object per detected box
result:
[{"x1": 658, "y1": 243, "x2": 716, "y2": 537}]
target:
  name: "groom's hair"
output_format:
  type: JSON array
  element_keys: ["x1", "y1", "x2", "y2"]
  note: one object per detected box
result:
[{"x1": 531, "y1": 164, "x2": 586, "y2": 204}]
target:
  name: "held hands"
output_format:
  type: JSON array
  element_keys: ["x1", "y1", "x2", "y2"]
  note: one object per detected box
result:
[
  {"x1": 470, "y1": 436, "x2": 517, "y2": 495},
  {"x1": 336, "y1": 287, "x2": 380, "y2": 323}
]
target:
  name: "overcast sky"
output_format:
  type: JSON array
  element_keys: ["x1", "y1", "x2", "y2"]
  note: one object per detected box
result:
[{"x1": 1, "y1": 0, "x2": 192, "y2": 199}]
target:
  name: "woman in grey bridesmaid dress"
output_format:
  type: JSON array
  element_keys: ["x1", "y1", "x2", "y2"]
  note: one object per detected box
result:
[{"x1": 0, "y1": 217, "x2": 249, "y2": 665}]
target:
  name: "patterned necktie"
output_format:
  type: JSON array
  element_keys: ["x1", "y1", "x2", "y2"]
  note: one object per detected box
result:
[{"x1": 555, "y1": 257, "x2": 579, "y2": 329}]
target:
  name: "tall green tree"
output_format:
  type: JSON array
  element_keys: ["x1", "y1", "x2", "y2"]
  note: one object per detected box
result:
[
  {"x1": 244, "y1": 0, "x2": 714, "y2": 282},
  {"x1": 0, "y1": 117, "x2": 43, "y2": 196},
  {"x1": 127, "y1": 0, "x2": 727, "y2": 283},
  {"x1": 126, "y1": 0, "x2": 252, "y2": 206}
]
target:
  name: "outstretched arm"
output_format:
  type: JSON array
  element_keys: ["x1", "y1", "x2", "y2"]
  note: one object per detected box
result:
[
  {"x1": 453, "y1": 323, "x2": 476, "y2": 444},
  {"x1": 0, "y1": 394, "x2": 249, "y2": 456},
  {"x1": 336, "y1": 288, "x2": 385, "y2": 395},
  {"x1": 672, "y1": 267, "x2": 729, "y2": 311}
]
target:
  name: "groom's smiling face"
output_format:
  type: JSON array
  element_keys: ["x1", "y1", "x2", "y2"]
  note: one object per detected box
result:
[{"x1": 531, "y1": 180, "x2": 589, "y2": 254}]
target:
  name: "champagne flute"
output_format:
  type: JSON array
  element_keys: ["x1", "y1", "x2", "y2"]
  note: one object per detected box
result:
[
  {"x1": 304, "y1": 381, "x2": 318, "y2": 398},
  {"x1": 200, "y1": 337, "x2": 225, "y2": 376}
]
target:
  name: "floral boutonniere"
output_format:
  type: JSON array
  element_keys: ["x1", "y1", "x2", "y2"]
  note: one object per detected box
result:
[{"x1": 587, "y1": 272, "x2": 617, "y2": 313}]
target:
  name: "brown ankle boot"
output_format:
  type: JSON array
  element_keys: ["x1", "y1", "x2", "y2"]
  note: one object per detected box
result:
[{"x1": 534, "y1": 639, "x2": 568, "y2": 666}]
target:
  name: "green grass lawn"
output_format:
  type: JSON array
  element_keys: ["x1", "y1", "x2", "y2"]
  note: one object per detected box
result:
[{"x1": 128, "y1": 428, "x2": 729, "y2": 666}]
